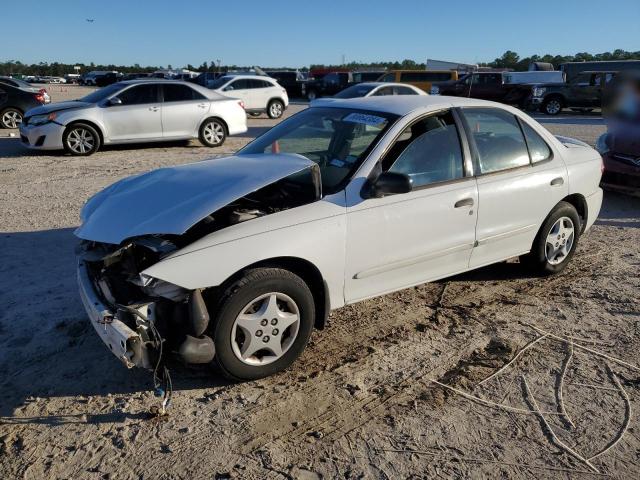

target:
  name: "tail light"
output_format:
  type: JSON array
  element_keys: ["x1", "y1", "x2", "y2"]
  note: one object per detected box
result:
[{"x1": 237, "y1": 100, "x2": 245, "y2": 110}]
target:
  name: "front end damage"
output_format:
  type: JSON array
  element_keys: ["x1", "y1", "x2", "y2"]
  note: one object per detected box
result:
[
  {"x1": 75, "y1": 154, "x2": 322, "y2": 370},
  {"x1": 77, "y1": 236, "x2": 215, "y2": 369}
]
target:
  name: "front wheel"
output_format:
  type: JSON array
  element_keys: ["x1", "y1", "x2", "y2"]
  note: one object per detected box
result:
[
  {"x1": 212, "y1": 268, "x2": 315, "y2": 381},
  {"x1": 199, "y1": 118, "x2": 226, "y2": 147},
  {"x1": 542, "y1": 97, "x2": 563, "y2": 115},
  {"x1": 63, "y1": 123, "x2": 100, "y2": 155},
  {"x1": 0, "y1": 108, "x2": 23, "y2": 129},
  {"x1": 267, "y1": 100, "x2": 284, "y2": 119},
  {"x1": 522, "y1": 201, "x2": 581, "y2": 275}
]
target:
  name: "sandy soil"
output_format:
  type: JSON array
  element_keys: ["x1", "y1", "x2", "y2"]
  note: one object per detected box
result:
[{"x1": 1, "y1": 87, "x2": 639, "y2": 479}]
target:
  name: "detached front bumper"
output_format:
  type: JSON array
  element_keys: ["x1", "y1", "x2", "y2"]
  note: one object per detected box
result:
[
  {"x1": 77, "y1": 260, "x2": 153, "y2": 369},
  {"x1": 601, "y1": 152, "x2": 640, "y2": 197},
  {"x1": 19, "y1": 122, "x2": 64, "y2": 150}
]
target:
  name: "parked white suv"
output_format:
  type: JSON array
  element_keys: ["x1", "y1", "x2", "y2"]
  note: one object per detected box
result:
[
  {"x1": 76, "y1": 96, "x2": 603, "y2": 380},
  {"x1": 211, "y1": 75, "x2": 288, "y2": 119}
]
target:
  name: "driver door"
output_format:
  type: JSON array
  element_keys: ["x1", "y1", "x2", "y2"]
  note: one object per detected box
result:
[
  {"x1": 102, "y1": 84, "x2": 162, "y2": 141},
  {"x1": 344, "y1": 110, "x2": 478, "y2": 303}
]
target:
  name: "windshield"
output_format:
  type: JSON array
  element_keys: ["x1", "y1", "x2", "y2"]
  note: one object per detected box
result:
[
  {"x1": 78, "y1": 83, "x2": 124, "y2": 103},
  {"x1": 239, "y1": 107, "x2": 398, "y2": 193},
  {"x1": 209, "y1": 76, "x2": 232, "y2": 89},
  {"x1": 334, "y1": 84, "x2": 377, "y2": 99}
]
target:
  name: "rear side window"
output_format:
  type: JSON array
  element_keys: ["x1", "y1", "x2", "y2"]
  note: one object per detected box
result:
[
  {"x1": 163, "y1": 84, "x2": 205, "y2": 102},
  {"x1": 461, "y1": 108, "x2": 530, "y2": 174},
  {"x1": 520, "y1": 121, "x2": 552, "y2": 163},
  {"x1": 384, "y1": 111, "x2": 464, "y2": 188},
  {"x1": 116, "y1": 84, "x2": 159, "y2": 105}
]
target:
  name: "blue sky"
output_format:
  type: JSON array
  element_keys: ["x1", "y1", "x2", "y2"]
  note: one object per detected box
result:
[{"x1": 5, "y1": 0, "x2": 639, "y2": 67}]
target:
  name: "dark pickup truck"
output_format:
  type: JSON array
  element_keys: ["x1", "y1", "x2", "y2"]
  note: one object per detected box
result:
[
  {"x1": 430, "y1": 72, "x2": 531, "y2": 106},
  {"x1": 302, "y1": 71, "x2": 385, "y2": 100},
  {"x1": 529, "y1": 71, "x2": 617, "y2": 115}
]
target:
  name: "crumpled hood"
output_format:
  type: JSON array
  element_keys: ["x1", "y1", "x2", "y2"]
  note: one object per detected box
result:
[
  {"x1": 75, "y1": 154, "x2": 316, "y2": 245},
  {"x1": 25, "y1": 101, "x2": 92, "y2": 117}
]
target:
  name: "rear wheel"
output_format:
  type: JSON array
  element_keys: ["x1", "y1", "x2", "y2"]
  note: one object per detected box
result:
[
  {"x1": 267, "y1": 100, "x2": 284, "y2": 119},
  {"x1": 542, "y1": 96, "x2": 563, "y2": 115},
  {"x1": 212, "y1": 268, "x2": 315, "y2": 381},
  {"x1": 522, "y1": 202, "x2": 581, "y2": 275},
  {"x1": 0, "y1": 108, "x2": 23, "y2": 129},
  {"x1": 199, "y1": 118, "x2": 226, "y2": 147},
  {"x1": 306, "y1": 90, "x2": 317, "y2": 101},
  {"x1": 63, "y1": 123, "x2": 100, "y2": 155}
]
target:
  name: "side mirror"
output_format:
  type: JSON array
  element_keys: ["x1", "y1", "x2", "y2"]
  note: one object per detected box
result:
[
  {"x1": 368, "y1": 171, "x2": 412, "y2": 198},
  {"x1": 108, "y1": 97, "x2": 122, "y2": 106}
]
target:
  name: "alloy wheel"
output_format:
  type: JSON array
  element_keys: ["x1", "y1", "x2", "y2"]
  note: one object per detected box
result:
[
  {"x1": 270, "y1": 102, "x2": 283, "y2": 118},
  {"x1": 231, "y1": 292, "x2": 301, "y2": 366},
  {"x1": 66, "y1": 127, "x2": 95, "y2": 154},
  {"x1": 546, "y1": 100, "x2": 561, "y2": 115},
  {"x1": 204, "y1": 121, "x2": 224, "y2": 145},
  {"x1": 545, "y1": 216, "x2": 575, "y2": 265},
  {"x1": 2, "y1": 110, "x2": 22, "y2": 129}
]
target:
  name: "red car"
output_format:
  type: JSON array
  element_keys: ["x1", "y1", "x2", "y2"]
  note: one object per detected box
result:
[{"x1": 597, "y1": 123, "x2": 640, "y2": 196}]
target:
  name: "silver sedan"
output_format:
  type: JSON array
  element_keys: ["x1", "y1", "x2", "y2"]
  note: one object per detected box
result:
[{"x1": 19, "y1": 80, "x2": 248, "y2": 156}]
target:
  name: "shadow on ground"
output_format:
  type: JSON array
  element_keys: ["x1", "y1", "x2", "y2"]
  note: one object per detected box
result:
[{"x1": 0, "y1": 227, "x2": 230, "y2": 421}]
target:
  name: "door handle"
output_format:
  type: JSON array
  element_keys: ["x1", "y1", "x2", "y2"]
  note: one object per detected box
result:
[
  {"x1": 148, "y1": 106, "x2": 159, "y2": 112},
  {"x1": 454, "y1": 198, "x2": 474, "y2": 208},
  {"x1": 197, "y1": 103, "x2": 207, "y2": 108},
  {"x1": 550, "y1": 177, "x2": 564, "y2": 186}
]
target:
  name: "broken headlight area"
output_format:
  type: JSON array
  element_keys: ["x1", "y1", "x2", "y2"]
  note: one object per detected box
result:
[{"x1": 77, "y1": 237, "x2": 216, "y2": 368}]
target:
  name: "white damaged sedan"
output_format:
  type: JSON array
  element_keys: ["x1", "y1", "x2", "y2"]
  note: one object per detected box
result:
[{"x1": 76, "y1": 96, "x2": 603, "y2": 380}]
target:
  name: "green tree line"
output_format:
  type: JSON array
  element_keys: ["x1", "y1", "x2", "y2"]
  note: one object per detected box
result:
[{"x1": 2, "y1": 50, "x2": 639, "y2": 76}]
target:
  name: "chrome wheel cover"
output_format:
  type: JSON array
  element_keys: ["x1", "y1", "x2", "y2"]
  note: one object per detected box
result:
[
  {"x1": 545, "y1": 216, "x2": 575, "y2": 265},
  {"x1": 66, "y1": 127, "x2": 95, "y2": 154},
  {"x1": 204, "y1": 121, "x2": 224, "y2": 145},
  {"x1": 2, "y1": 110, "x2": 22, "y2": 128},
  {"x1": 231, "y1": 292, "x2": 300, "y2": 366}
]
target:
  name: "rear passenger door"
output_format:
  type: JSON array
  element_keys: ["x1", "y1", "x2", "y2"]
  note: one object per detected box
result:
[
  {"x1": 459, "y1": 107, "x2": 568, "y2": 268},
  {"x1": 161, "y1": 84, "x2": 208, "y2": 138}
]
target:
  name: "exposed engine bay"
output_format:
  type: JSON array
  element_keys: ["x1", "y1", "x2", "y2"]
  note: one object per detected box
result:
[{"x1": 76, "y1": 170, "x2": 321, "y2": 369}]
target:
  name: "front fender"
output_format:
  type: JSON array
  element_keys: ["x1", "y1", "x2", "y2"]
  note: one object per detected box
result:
[{"x1": 142, "y1": 199, "x2": 347, "y2": 310}]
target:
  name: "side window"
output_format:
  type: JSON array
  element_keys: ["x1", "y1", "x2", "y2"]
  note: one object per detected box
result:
[
  {"x1": 460, "y1": 108, "x2": 530, "y2": 174},
  {"x1": 163, "y1": 84, "x2": 204, "y2": 102},
  {"x1": 116, "y1": 84, "x2": 158, "y2": 105},
  {"x1": 373, "y1": 86, "x2": 394, "y2": 96},
  {"x1": 520, "y1": 121, "x2": 552, "y2": 163},
  {"x1": 227, "y1": 79, "x2": 249, "y2": 90},
  {"x1": 394, "y1": 86, "x2": 418, "y2": 95},
  {"x1": 384, "y1": 111, "x2": 464, "y2": 188},
  {"x1": 400, "y1": 72, "x2": 427, "y2": 82}
]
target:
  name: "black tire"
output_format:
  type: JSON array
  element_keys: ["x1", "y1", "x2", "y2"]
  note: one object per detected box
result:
[
  {"x1": 62, "y1": 122, "x2": 101, "y2": 156},
  {"x1": 521, "y1": 201, "x2": 581, "y2": 275},
  {"x1": 267, "y1": 99, "x2": 285, "y2": 119},
  {"x1": 306, "y1": 90, "x2": 318, "y2": 101},
  {"x1": 199, "y1": 118, "x2": 226, "y2": 147},
  {"x1": 542, "y1": 96, "x2": 563, "y2": 116},
  {"x1": 0, "y1": 108, "x2": 23, "y2": 129},
  {"x1": 212, "y1": 268, "x2": 315, "y2": 381}
]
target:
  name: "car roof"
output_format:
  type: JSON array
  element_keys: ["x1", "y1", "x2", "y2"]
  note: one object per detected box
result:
[
  {"x1": 349, "y1": 82, "x2": 419, "y2": 88},
  {"x1": 314, "y1": 95, "x2": 500, "y2": 116},
  {"x1": 220, "y1": 74, "x2": 275, "y2": 81},
  {"x1": 113, "y1": 79, "x2": 226, "y2": 100}
]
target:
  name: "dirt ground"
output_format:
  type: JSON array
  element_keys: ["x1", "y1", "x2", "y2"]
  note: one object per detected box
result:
[{"x1": 1, "y1": 86, "x2": 639, "y2": 479}]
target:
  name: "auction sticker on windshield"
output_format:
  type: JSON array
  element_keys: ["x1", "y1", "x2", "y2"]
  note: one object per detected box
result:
[{"x1": 343, "y1": 113, "x2": 387, "y2": 127}]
